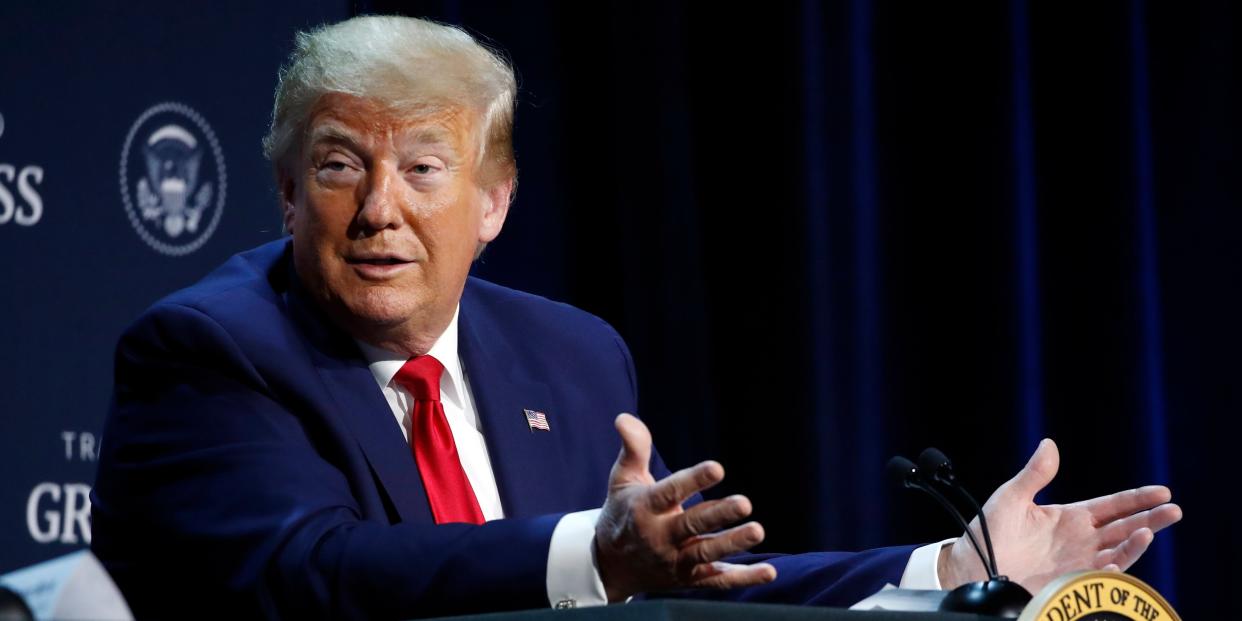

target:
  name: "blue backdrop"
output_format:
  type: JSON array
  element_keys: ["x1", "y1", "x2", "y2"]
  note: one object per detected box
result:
[
  {"x1": 3, "y1": 1, "x2": 1236, "y2": 618},
  {"x1": 0, "y1": 0, "x2": 348, "y2": 574}
]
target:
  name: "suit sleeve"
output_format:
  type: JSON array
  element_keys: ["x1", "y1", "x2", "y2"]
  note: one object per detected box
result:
[
  {"x1": 653, "y1": 547, "x2": 915, "y2": 607},
  {"x1": 91, "y1": 303, "x2": 559, "y2": 621}
]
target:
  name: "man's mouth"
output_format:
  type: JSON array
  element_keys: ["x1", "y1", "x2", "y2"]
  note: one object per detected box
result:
[
  {"x1": 348, "y1": 257, "x2": 409, "y2": 265},
  {"x1": 345, "y1": 254, "x2": 416, "y2": 280}
]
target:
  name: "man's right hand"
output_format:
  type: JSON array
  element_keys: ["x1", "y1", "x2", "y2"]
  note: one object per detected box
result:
[{"x1": 593, "y1": 413, "x2": 777, "y2": 602}]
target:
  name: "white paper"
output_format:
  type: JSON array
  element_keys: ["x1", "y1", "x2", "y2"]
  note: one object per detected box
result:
[
  {"x1": 0, "y1": 550, "x2": 132, "y2": 620},
  {"x1": 849, "y1": 584, "x2": 947, "y2": 612}
]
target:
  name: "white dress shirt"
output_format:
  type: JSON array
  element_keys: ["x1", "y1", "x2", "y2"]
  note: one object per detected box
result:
[{"x1": 356, "y1": 305, "x2": 947, "y2": 607}]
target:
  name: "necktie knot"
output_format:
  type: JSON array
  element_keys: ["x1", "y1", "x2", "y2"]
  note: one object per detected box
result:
[{"x1": 394, "y1": 355, "x2": 444, "y2": 401}]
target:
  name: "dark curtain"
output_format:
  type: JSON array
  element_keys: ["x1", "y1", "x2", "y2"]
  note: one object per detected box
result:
[{"x1": 364, "y1": 1, "x2": 1239, "y2": 616}]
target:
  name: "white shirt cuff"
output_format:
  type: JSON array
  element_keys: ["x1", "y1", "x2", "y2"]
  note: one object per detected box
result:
[
  {"x1": 546, "y1": 508, "x2": 608, "y2": 609},
  {"x1": 898, "y1": 538, "x2": 956, "y2": 590}
]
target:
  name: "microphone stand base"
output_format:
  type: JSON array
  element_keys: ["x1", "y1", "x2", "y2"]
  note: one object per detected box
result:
[{"x1": 938, "y1": 579, "x2": 1032, "y2": 618}]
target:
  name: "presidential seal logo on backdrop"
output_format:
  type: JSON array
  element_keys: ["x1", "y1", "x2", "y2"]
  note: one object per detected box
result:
[{"x1": 119, "y1": 102, "x2": 226, "y2": 256}]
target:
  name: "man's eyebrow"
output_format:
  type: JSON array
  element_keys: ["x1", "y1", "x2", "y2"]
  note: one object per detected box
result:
[
  {"x1": 401, "y1": 126, "x2": 465, "y2": 160},
  {"x1": 409, "y1": 126, "x2": 452, "y2": 144},
  {"x1": 307, "y1": 124, "x2": 363, "y2": 149}
]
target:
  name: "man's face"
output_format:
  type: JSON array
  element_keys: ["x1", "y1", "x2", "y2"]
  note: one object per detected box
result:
[{"x1": 283, "y1": 93, "x2": 509, "y2": 348}]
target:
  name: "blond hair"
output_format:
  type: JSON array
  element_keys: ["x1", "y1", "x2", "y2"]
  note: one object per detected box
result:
[{"x1": 263, "y1": 15, "x2": 517, "y2": 187}]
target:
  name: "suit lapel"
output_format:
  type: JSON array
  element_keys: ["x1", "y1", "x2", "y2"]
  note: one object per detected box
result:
[
  {"x1": 459, "y1": 288, "x2": 574, "y2": 519},
  {"x1": 286, "y1": 267, "x2": 432, "y2": 525},
  {"x1": 285, "y1": 260, "x2": 574, "y2": 522}
]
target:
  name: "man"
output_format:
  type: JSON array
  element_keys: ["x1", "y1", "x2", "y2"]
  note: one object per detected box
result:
[{"x1": 91, "y1": 15, "x2": 1181, "y2": 620}]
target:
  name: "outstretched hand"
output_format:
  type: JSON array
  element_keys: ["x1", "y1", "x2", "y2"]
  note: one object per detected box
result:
[
  {"x1": 593, "y1": 414, "x2": 777, "y2": 602},
  {"x1": 939, "y1": 439, "x2": 1183, "y2": 593}
]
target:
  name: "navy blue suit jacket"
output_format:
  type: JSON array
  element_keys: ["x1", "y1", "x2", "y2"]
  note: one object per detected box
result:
[{"x1": 92, "y1": 239, "x2": 915, "y2": 620}]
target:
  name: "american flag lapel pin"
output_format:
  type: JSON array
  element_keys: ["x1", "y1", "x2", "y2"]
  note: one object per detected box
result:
[{"x1": 523, "y1": 409, "x2": 550, "y2": 432}]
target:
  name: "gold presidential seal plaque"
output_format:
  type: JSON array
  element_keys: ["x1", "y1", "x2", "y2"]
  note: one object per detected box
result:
[{"x1": 1018, "y1": 571, "x2": 1180, "y2": 621}]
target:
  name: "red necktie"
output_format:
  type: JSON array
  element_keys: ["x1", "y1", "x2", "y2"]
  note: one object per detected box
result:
[{"x1": 393, "y1": 355, "x2": 485, "y2": 525}]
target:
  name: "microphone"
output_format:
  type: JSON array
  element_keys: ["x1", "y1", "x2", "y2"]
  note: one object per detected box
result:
[
  {"x1": 885, "y1": 456, "x2": 991, "y2": 580},
  {"x1": 918, "y1": 447, "x2": 999, "y2": 578},
  {"x1": 888, "y1": 451, "x2": 1032, "y2": 618}
]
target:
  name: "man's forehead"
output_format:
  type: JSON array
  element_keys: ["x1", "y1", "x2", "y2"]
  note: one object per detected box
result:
[
  {"x1": 307, "y1": 120, "x2": 461, "y2": 147},
  {"x1": 306, "y1": 94, "x2": 473, "y2": 149}
]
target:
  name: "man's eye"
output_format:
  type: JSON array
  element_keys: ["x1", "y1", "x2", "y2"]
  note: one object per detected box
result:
[
  {"x1": 412, "y1": 164, "x2": 434, "y2": 174},
  {"x1": 324, "y1": 161, "x2": 350, "y2": 172}
]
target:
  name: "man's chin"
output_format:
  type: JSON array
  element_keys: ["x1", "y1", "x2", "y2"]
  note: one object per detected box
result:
[{"x1": 342, "y1": 297, "x2": 420, "y2": 328}]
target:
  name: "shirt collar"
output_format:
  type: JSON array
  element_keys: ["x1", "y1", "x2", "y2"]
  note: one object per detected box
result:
[{"x1": 355, "y1": 305, "x2": 465, "y2": 408}]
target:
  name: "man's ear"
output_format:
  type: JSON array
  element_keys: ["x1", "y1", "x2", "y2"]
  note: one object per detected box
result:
[
  {"x1": 279, "y1": 174, "x2": 297, "y2": 234},
  {"x1": 477, "y1": 177, "x2": 514, "y2": 244}
]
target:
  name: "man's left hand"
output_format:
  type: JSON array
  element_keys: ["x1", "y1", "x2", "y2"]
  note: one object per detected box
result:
[{"x1": 937, "y1": 439, "x2": 1183, "y2": 593}]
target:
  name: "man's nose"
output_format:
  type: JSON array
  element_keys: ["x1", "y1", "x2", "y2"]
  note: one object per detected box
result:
[{"x1": 356, "y1": 163, "x2": 405, "y2": 231}]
